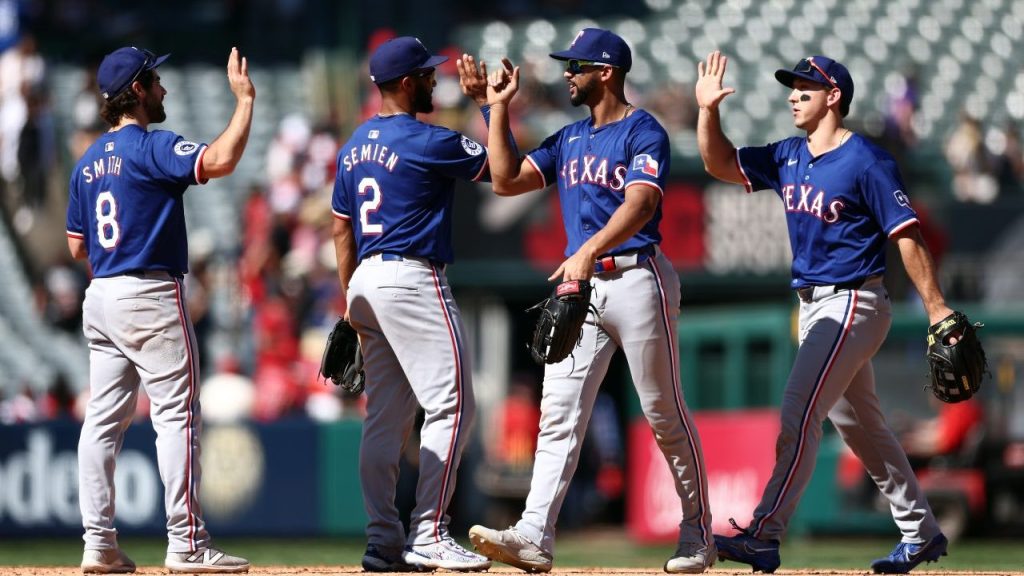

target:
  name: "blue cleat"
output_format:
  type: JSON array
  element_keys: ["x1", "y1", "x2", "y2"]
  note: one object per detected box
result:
[
  {"x1": 713, "y1": 520, "x2": 781, "y2": 574},
  {"x1": 870, "y1": 533, "x2": 948, "y2": 574}
]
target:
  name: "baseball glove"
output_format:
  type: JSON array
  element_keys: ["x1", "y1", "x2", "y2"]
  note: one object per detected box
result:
[
  {"x1": 926, "y1": 311, "x2": 987, "y2": 403},
  {"x1": 527, "y1": 279, "x2": 594, "y2": 365},
  {"x1": 319, "y1": 317, "x2": 365, "y2": 395}
]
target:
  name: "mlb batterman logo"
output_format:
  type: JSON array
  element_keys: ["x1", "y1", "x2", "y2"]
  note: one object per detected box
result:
[{"x1": 632, "y1": 154, "x2": 659, "y2": 177}]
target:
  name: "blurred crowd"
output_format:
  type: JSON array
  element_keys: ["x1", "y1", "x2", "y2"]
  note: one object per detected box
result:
[{"x1": 2, "y1": 25, "x2": 1024, "y2": 427}]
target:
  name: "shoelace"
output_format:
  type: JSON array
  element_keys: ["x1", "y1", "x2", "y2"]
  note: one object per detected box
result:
[{"x1": 728, "y1": 517, "x2": 753, "y2": 536}]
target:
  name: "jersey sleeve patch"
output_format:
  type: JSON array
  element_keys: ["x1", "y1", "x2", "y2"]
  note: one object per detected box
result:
[
  {"x1": 461, "y1": 136, "x2": 484, "y2": 156},
  {"x1": 631, "y1": 154, "x2": 660, "y2": 177},
  {"x1": 175, "y1": 141, "x2": 200, "y2": 156}
]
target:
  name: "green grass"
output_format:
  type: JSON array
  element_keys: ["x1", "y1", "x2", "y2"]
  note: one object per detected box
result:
[{"x1": 1, "y1": 532, "x2": 1020, "y2": 571}]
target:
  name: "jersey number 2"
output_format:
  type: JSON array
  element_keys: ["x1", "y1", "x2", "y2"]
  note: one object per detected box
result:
[
  {"x1": 95, "y1": 191, "x2": 120, "y2": 249},
  {"x1": 358, "y1": 177, "x2": 383, "y2": 235}
]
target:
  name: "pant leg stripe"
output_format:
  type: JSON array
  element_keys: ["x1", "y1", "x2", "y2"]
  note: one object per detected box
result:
[
  {"x1": 753, "y1": 290, "x2": 858, "y2": 539},
  {"x1": 649, "y1": 260, "x2": 710, "y2": 548},
  {"x1": 173, "y1": 278, "x2": 199, "y2": 552},
  {"x1": 430, "y1": 266, "x2": 465, "y2": 542}
]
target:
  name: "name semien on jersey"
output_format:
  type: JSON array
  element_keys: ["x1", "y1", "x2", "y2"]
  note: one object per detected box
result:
[{"x1": 340, "y1": 142, "x2": 399, "y2": 173}]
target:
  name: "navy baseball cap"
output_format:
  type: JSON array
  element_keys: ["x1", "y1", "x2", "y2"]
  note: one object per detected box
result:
[
  {"x1": 775, "y1": 56, "x2": 854, "y2": 116},
  {"x1": 369, "y1": 36, "x2": 448, "y2": 84},
  {"x1": 550, "y1": 28, "x2": 632, "y2": 72},
  {"x1": 97, "y1": 46, "x2": 170, "y2": 101}
]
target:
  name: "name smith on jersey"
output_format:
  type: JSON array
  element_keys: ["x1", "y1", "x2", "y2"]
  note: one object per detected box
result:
[
  {"x1": 341, "y1": 142, "x2": 399, "y2": 172},
  {"x1": 81, "y1": 155, "x2": 124, "y2": 183}
]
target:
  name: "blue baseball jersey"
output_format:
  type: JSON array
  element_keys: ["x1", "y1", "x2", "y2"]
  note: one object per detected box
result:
[
  {"x1": 526, "y1": 109, "x2": 668, "y2": 256},
  {"x1": 332, "y1": 114, "x2": 488, "y2": 264},
  {"x1": 66, "y1": 125, "x2": 207, "y2": 278},
  {"x1": 736, "y1": 134, "x2": 918, "y2": 288}
]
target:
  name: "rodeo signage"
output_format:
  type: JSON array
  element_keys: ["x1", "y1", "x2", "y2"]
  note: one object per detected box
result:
[{"x1": 0, "y1": 421, "x2": 320, "y2": 536}]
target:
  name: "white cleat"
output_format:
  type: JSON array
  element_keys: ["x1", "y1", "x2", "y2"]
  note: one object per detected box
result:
[
  {"x1": 664, "y1": 541, "x2": 716, "y2": 574},
  {"x1": 468, "y1": 525, "x2": 552, "y2": 573},
  {"x1": 165, "y1": 547, "x2": 250, "y2": 573},
  {"x1": 402, "y1": 537, "x2": 492, "y2": 571},
  {"x1": 81, "y1": 549, "x2": 136, "y2": 574}
]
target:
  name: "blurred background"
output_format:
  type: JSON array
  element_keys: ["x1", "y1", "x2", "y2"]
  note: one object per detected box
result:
[{"x1": 1, "y1": 0, "x2": 1024, "y2": 553}]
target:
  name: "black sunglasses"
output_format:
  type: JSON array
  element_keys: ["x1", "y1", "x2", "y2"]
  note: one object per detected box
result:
[
  {"x1": 410, "y1": 67, "x2": 436, "y2": 79},
  {"x1": 565, "y1": 59, "x2": 615, "y2": 75},
  {"x1": 794, "y1": 57, "x2": 838, "y2": 91}
]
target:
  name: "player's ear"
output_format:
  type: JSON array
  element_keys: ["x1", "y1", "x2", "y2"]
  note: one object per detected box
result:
[{"x1": 827, "y1": 87, "x2": 843, "y2": 109}]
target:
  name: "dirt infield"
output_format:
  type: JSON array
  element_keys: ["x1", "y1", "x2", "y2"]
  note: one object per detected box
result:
[{"x1": 0, "y1": 568, "x2": 1015, "y2": 576}]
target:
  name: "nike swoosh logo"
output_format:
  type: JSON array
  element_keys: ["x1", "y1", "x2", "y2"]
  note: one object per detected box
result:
[
  {"x1": 787, "y1": 159, "x2": 798, "y2": 166},
  {"x1": 568, "y1": 136, "x2": 581, "y2": 143},
  {"x1": 741, "y1": 542, "x2": 776, "y2": 554}
]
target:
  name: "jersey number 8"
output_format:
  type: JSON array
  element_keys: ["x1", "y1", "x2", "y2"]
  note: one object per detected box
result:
[
  {"x1": 95, "y1": 191, "x2": 121, "y2": 249},
  {"x1": 358, "y1": 177, "x2": 383, "y2": 235}
]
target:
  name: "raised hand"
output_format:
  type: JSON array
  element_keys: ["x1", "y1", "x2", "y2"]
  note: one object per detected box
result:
[
  {"x1": 486, "y1": 58, "x2": 519, "y2": 106},
  {"x1": 457, "y1": 53, "x2": 489, "y2": 107},
  {"x1": 226, "y1": 47, "x2": 255, "y2": 101},
  {"x1": 695, "y1": 51, "x2": 735, "y2": 110}
]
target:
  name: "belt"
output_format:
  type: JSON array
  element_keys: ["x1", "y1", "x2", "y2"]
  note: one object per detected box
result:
[
  {"x1": 796, "y1": 275, "x2": 879, "y2": 303},
  {"x1": 121, "y1": 269, "x2": 184, "y2": 280},
  {"x1": 373, "y1": 252, "x2": 444, "y2": 268},
  {"x1": 594, "y1": 245, "x2": 657, "y2": 274}
]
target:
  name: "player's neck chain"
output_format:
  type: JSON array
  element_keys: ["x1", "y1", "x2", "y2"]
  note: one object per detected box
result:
[
  {"x1": 839, "y1": 129, "x2": 852, "y2": 146},
  {"x1": 621, "y1": 104, "x2": 634, "y2": 121},
  {"x1": 378, "y1": 111, "x2": 410, "y2": 118}
]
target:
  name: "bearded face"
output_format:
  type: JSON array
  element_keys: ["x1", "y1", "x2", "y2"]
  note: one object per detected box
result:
[{"x1": 569, "y1": 70, "x2": 599, "y2": 107}]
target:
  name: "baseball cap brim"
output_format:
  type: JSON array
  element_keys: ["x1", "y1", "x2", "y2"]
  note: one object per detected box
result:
[
  {"x1": 420, "y1": 54, "x2": 448, "y2": 69},
  {"x1": 148, "y1": 53, "x2": 171, "y2": 71},
  {"x1": 549, "y1": 49, "x2": 581, "y2": 61},
  {"x1": 775, "y1": 69, "x2": 827, "y2": 88}
]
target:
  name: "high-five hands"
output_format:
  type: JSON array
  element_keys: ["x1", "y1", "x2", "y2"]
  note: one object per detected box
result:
[
  {"x1": 486, "y1": 58, "x2": 519, "y2": 106},
  {"x1": 695, "y1": 51, "x2": 735, "y2": 110}
]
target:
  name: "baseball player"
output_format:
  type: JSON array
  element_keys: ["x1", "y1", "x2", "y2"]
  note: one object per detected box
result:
[
  {"x1": 331, "y1": 36, "x2": 492, "y2": 572},
  {"x1": 462, "y1": 28, "x2": 714, "y2": 574},
  {"x1": 695, "y1": 51, "x2": 952, "y2": 573},
  {"x1": 67, "y1": 46, "x2": 254, "y2": 573}
]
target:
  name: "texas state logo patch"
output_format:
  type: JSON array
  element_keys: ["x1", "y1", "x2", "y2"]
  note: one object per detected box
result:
[{"x1": 632, "y1": 154, "x2": 660, "y2": 177}]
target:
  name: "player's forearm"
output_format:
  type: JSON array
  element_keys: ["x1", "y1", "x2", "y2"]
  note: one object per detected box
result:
[
  {"x1": 895, "y1": 230, "x2": 951, "y2": 323},
  {"x1": 580, "y1": 186, "x2": 658, "y2": 259},
  {"x1": 697, "y1": 106, "x2": 741, "y2": 183},
  {"x1": 332, "y1": 219, "x2": 357, "y2": 293},
  {"x1": 486, "y1": 103, "x2": 520, "y2": 190},
  {"x1": 202, "y1": 96, "x2": 255, "y2": 179}
]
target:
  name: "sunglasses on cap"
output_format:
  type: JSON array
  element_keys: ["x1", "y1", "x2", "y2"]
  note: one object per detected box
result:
[
  {"x1": 564, "y1": 59, "x2": 616, "y2": 75},
  {"x1": 126, "y1": 48, "x2": 157, "y2": 87},
  {"x1": 794, "y1": 57, "x2": 838, "y2": 91}
]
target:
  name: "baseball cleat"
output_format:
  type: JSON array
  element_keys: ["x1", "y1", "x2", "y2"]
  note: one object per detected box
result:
[
  {"x1": 81, "y1": 548, "x2": 136, "y2": 573},
  {"x1": 468, "y1": 525, "x2": 552, "y2": 573},
  {"x1": 402, "y1": 537, "x2": 492, "y2": 571},
  {"x1": 870, "y1": 533, "x2": 948, "y2": 574},
  {"x1": 165, "y1": 547, "x2": 250, "y2": 573},
  {"x1": 664, "y1": 541, "x2": 716, "y2": 574},
  {"x1": 714, "y1": 530, "x2": 780, "y2": 574},
  {"x1": 362, "y1": 544, "x2": 416, "y2": 572}
]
